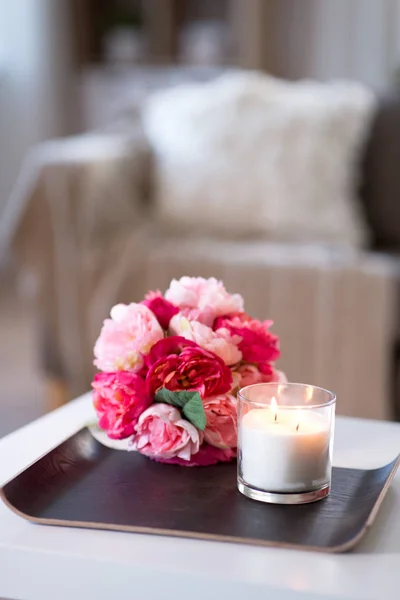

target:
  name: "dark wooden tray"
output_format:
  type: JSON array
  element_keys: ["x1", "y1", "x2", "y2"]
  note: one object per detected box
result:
[{"x1": 1, "y1": 428, "x2": 398, "y2": 553}]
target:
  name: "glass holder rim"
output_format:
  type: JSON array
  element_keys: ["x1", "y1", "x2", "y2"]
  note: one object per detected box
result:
[
  {"x1": 237, "y1": 382, "x2": 337, "y2": 410},
  {"x1": 237, "y1": 479, "x2": 330, "y2": 505}
]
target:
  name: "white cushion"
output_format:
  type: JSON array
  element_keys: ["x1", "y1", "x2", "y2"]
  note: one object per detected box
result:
[{"x1": 143, "y1": 72, "x2": 376, "y2": 247}]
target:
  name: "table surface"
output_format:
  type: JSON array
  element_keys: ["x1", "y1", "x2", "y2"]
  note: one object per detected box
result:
[{"x1": 1, "y1": 395, "x2": 400, "y2": 600}]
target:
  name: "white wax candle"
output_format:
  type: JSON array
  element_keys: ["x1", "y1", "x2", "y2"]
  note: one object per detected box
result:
[{"x1": 240, "y1": 407, "x2": 331, "y2": 493}]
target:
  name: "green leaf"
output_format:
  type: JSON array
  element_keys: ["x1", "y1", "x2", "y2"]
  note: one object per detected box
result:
[
  {"x1": 155, "y1": 387, "x2": 196, "y2": 408},
  {"x1": 154, "y1": 388, "x2": 206, "y2": 431},
  {"x1": 155, "y1": 387, "x2": 184, "y2": 407},
  {"x1": 182, "y1": 396, "x2": 206, "y2": 431}
]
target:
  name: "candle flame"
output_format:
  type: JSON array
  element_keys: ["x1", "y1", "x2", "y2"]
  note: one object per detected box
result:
[{"x1": 271, "y1": 396, "x2": 278, "y2": 422}]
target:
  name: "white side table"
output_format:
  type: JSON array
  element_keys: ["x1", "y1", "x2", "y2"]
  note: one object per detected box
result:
[{"x1": 1, "y1": 394, "x2": 400, "y2": 600}]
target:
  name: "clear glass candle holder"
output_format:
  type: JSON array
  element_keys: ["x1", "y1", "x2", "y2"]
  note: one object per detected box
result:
[{"x1": 237, "y1": 383, "x2": 336, "y2": 504}]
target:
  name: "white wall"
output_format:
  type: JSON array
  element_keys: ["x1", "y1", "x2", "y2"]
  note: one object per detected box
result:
[
  {"x1": 0, "y1": 0, "x2": 73, "y2": 227},
  {"x1": 271, "y1": 0, "x2": 398, "y2": 90}
]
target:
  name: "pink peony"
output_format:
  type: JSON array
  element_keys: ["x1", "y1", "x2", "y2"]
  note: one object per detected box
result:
[
  {"x1": 179, "y1": 306, "x2": 216, "y2": 327},
  {"x1": 203, "y1": 394, "x2": 237, "y2": 449},
  {"x1": 165, "y1": 277, "x2": 244, "y2": 324},
  {"x1": 146, "y1": 336, "x2": 233, "y2": 398},
  {"x1": 92, "y1": 371, "x2": 150, "y2": 439},
  {"x1": 131, "y1": 403, "x2": 201, "y2": 461},
  {"x1": 153, "y1": 443, "x2": 236, "y2": 466},
  {"x1": 234, "y1": 363, "x2": 278, "y2": 388},
  {"x1": 94, "y1": 303, "x2": 164, "y2": 373},
  {"x1": 215, "y1": 315, "x2": 280, "y2": 366},
  {"x1": 141, "y1": 290, "x2": 179, "y2": 330},
  {"x1": 169, "y1": 314, "x2": 242, "y2": 366}
]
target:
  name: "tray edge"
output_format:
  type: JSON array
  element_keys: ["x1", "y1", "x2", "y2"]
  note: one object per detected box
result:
[
  {"x1": 1, "y1": 431, "x2": 399, "y2": 554},
  {"x1": 0, "y1": 426, "x2": 92, "y2": 489}
]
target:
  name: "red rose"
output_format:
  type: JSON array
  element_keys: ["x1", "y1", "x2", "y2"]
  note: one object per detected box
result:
[
  {"x1": 92, "y1": 371, "x2": 150, "y2": 439},
  {"x1": 215, "y1": 315, "x2": 280, "y2": 366},
  {"x1": 146, "y1": 336, "x2": 232, "y2": 398},
  {"x1": 141, "y1": 290, "x2": 179, "y2": 330}
]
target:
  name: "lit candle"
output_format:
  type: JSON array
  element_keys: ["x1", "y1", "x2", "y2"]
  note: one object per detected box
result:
[{"x1": 240, "y1": 397, "x2": 331, "y2": 493}]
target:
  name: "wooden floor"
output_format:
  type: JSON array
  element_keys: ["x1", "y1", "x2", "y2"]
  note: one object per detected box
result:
[{"x1": 0, "y1": 268, "x2": 44, "y2": 438}]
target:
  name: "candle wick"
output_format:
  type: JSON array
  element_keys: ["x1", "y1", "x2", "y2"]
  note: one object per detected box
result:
[
  {"x1": 274, "y1": 413, "x2": 278, "y2": 423},
  {"x1": 296, "y1": 422, "x2": 300, "y2": 432}
]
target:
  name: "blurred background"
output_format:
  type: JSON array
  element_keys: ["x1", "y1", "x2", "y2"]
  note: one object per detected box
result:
[{"x1": 1, "y1": 0, "x2": 400, "y2": 437}]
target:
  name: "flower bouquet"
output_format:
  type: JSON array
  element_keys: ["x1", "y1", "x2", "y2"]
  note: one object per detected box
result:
[{"x1": 92, "y1": 276, "x2": 283, "y2": 466}]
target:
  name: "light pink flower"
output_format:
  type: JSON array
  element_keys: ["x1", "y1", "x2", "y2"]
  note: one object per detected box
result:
[
  {"x1": 145, "y1": 336, "x2": 232, "y2": 398},
  {"x1": 233, "y1": 363, "x2": 287, "y2": 389},
  {"x1": 179, "y1": 306, "x2": 216, "y2": 327},
  {"x1": 131, "y1": 403, "x2": 201, "y2": 461},
  {"x1": 234, "y1": 364, "x2": 273, "y2": 387},
  {"x1": 169, "y1": 314, "x2": 242, "y2": 366},
  {"x1": 92, "y1": 371, "x2": 150, "y2": 439},
  {"x1": 203, "y1": 394, "x2": 237, "y2": 449},
  {"x1": 165, "y1": 277, "x2": 244, "y2": 324},
  {"x1": 94, "y1": 303, "x2": 164, "y2": 373}
]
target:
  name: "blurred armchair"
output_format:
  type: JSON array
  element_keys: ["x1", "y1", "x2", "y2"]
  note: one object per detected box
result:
[
  {"x1": 6, "y1": 77, "x2": 400, "y2": 420},
  {"x1": 5, "y1": 134, "x2": 149, "y2": 405}
]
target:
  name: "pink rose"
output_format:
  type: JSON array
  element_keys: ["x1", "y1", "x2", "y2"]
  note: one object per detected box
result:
[
  {"x1": 153, "y1": 443, "x2": 236, "y2": 466},
  {"x1": 215, "y1": 315, "x2": 280, "y2": 366},
  {"x1": 233, "y1": 363, "x2": 278, "y2": 388},
  {"x1": 146, "y1": 336, "x2": 233, "y2": 398},
  {"x1": 92, "y1": 371, "x2": 150, "y2": 439},
  {"x1": 131, "y1": 403, "x2": 201, "y2": 461},
  {"x1": 165, "y1": 277, "x2": 244, "y2": 324},
  {"x1": 203, "y1": 394, "x2": 237, "y2": 449},
  {"x1": 94, "y1": 303, "x2": 164, "y2": 372},
  {"x1": 141, "y1": 290, "x2": 179, "y2": 330},
  {"x1": 169, "y1": 314, "x2": 242, "y2": 366}
]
